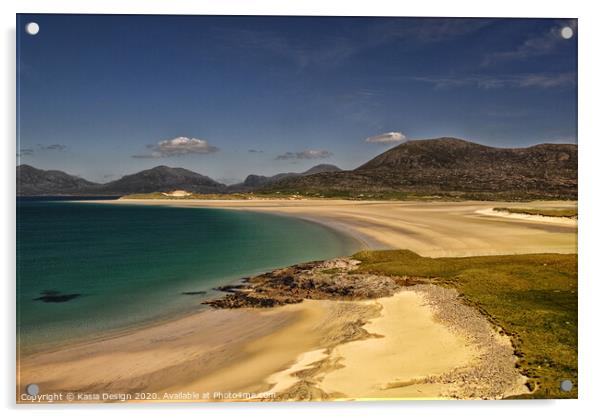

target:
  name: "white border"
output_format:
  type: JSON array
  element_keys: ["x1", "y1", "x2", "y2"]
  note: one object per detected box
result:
[{"x1": 2, "y1": 1, "x2": 601, "y2": 417}]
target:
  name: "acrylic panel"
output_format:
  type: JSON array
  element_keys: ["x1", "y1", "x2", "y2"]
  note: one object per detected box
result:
[{"x1": 16, "y1": 14, "x2": 577, "y2": 403}]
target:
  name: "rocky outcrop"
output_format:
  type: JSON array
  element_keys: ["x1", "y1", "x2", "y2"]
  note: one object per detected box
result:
[{"x1": 203, "y1": 258, "x2": 419, "y2": 309}]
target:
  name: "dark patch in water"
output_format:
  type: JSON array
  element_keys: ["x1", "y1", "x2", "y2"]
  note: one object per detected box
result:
[
  {"x1": 181, "y1": 290, "x2": 207, "y2": 295},
  {"x1": 34, "y1": 290, "x2": 82, "y2": 303}
]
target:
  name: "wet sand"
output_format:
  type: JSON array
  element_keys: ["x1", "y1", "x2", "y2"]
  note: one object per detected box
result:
[
  {"x1": 18, "y1": 301, "x2": 321, "y2": 401},
  {"x1": 108, "y1": 199, "x2": 578, "y2": 256}
]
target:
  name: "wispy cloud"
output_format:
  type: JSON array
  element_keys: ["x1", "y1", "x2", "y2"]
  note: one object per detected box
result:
[
  {"x1": 248, "y1": 149, "x2": 264, "y2": 153},
  {"x1": 517, "y1": 73, "x2": 576, "y2": 88},
  {"x1": 365, "y1": 132, "x2": 408, "y2": 144},
  {"x1": 132, "y1": 137, "x2": 218, "y2": 159},
  {"x1": 414, "y1": 72, "x2": 575, "y2": 90},
  {"x1": 17, "y1": 148, "x2": 34, "y2": 157},
  {"x1": 275, "y1": 149, "x2": 333, "y2": 160},
  {"x1": 215, "y1": 28, "x2": 357, "y2": 71},
  {"x1": 482, "y1": 20, "x2": 577, "y2": 66},
  {"x1": 378, "y1": 18, "x2": 492, "y2": 44},
  {"x1": 37, "y1": 144, "x2": 67, "y2": 151},
  {"x1": 334, "y1": 88, "x2": 386, "y2": 130},
  {"x1": 19, "y1": 144, "x2": 68, "y2": 156},
  {"x1": 481, "y1": 107, "x2": 530, "y2": 119},
  {"x1": 214, "y1": 18, "x2": 491, "y2": 72}
]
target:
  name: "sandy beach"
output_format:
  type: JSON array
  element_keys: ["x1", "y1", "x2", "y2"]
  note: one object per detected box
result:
[
  {"x1": 107, "y1": 199, "x2": 577, "y2": 256},
  {"x1": 18, "y1": 199, "x2": 576, "y2": 402},
  {"x1": 18, "y1": 300, "x2": 319, "y2": 400}
]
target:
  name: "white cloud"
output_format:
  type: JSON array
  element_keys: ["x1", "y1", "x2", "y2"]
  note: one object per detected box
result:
[
  {"x1": 365, "y1": 132, "x2": 408, "y2": 144},
  {"x1": 275, "y1": 149, "x2": 333, "y2": 160},
  {"x1": 132, "y1": 137, "x2": 218, "y2": 158}
]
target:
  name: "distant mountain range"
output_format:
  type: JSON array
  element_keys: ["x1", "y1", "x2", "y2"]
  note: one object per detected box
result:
[
  {"x1": 16, "y1": 163, "x2": 342, "y2": 196},
  {"x1": 16, "y1": 138, "x2": 577, "y2": 199},
  {"x1": 228, "y1": 164, "x2": 341, "y2": 192},
  {"x1": 259, "y1": 138, "x2": 577, "y2": 199},
  {"x1": 16, "y1": 165, "x2": 99, "y2": 196}
]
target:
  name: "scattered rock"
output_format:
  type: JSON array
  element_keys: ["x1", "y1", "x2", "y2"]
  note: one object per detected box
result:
[
  {"x1": 34, "y1": 290, "x2": 81, "y2": 303},
  {"x1": 213, "y1": 283, "x2": 248, "y2": 293}
]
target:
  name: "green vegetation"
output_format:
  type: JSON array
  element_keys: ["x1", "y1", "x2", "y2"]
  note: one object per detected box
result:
[
  {"x1": 493, "y1": 207, "x2": 577, "y2": 218},
  {"x1": 121, "y1": 191, "x2": 579, "y2": 202},
  {"x1": 353, "y1": 250, "x2": 577, "y2": 399},
  {"x1": 258, "y1": 190, "x2": 431, "y2": 200},
  {"x1": 257, "y1": 189, "x2": 577, "y2": 201},
  {"x1": 321, "y1": 267, "x2": 343, "y2": 275}
]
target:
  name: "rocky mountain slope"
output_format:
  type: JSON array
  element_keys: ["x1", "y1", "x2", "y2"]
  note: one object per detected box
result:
[
  {"x1": 16, "y1": 165, "x2": 100, "y2": 196},
  {"x1": 261, "y1": 138, "x2": 577, "y2": 199},
  {"x1": 96, "y1": 166, "x2": 226, "y2": 194}
]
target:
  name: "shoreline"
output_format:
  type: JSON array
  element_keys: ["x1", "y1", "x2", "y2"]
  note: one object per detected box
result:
[
  {"x1": 18, "y1": 199, "x2": 364, "y2": 356},
  {"x1": 92, "y1": 198, "x2": 578, "y2": 257}
]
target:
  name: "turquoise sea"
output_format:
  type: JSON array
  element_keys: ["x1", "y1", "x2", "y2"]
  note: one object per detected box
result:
[{"x1": 17, "y1": 199, "x2": 361, "y2": 352}]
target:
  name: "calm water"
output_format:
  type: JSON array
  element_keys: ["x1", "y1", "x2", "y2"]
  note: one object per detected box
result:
[{"x1": 17, "y1": 200, "x2": 360, "y2": 351}]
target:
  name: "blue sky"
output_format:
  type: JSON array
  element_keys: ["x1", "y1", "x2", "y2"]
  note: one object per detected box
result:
[{"x1": 17, "y1": 15, "x2": 577, "y2": 183}]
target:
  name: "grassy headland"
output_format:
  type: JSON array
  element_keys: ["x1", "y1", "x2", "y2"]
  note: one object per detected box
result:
[
  {"x1": 353, "y1": 250, "x2": 577, "y2": 399},
  {"x1": 493, "y1": 207, "x2": 578, "y2": 218}
]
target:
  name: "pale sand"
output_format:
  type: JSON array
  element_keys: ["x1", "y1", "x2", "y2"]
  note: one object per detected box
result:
[
  {"x1": 316, "y1": 292, "x2": 476, "y2": 399},
  {"x1": 106, "y1": 199, "x2": 578, "y2": 256},
  {"x1": 245, "y1": 289, "x2": 526, "y2": 400},
  {"x1": 258, "y1": 348, "x2": 329, "y2": 396},
  {"x1": 263, "y1": 292, "x2": 477, "y2": 400}
]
